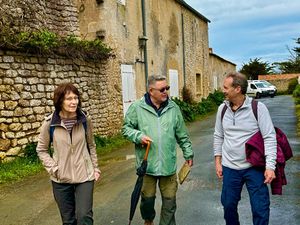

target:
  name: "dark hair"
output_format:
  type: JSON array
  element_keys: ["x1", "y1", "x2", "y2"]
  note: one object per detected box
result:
[
  {"x1": 53, "y1": 83, "x2": 81, "y2": 112},
  {"x1": 225, "y1": 72, "x2": 248, "y2": 94}
]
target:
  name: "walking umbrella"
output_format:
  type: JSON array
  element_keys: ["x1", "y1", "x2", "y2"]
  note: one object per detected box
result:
[{"x1": 128, "y1": 141, "x2": 151, "y2": 225}]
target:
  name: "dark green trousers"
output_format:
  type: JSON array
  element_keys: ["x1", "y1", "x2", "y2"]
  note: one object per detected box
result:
[{"x1": 140, "y1": 174, "x2": 178, "y2": 225}]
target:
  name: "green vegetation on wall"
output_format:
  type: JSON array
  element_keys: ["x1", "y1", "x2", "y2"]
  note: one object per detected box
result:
[{"x1": 0, "y1": 30, "x2": 112, "y2": 61}]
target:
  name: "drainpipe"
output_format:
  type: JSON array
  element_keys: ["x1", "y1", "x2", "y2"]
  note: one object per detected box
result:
[
  {"x1": 141, "y1": 0, "x2": 149, "y2": 88},
  {"x1": 181, "y1": 13, "x2": 186, "y2": 87}
]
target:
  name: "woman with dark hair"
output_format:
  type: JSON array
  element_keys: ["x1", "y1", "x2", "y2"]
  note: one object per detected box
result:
[{"x1": 37, "y1": 83, "x2": 100, "y2": 225}]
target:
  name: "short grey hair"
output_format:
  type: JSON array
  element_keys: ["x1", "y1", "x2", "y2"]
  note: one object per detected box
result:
[
  {"x1": 147, "y1": 75, "x2": 166, "y2": 87},
  {"x1": 225, "y1": 72, "x2": 248, "y2": 94}
]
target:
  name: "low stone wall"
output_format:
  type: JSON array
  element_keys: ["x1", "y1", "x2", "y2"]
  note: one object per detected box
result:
[
  {"x1": 258, "y1": 74, "x2": 300, "y2": 92},
  {"x1": 0, "y1": 50, "x2": 123, "y2": 162}
]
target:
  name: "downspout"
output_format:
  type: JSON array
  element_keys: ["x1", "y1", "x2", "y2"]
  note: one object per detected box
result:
[
  {"x1": 141, "y1": 0, "x2": 149, "y2": 88},
  {"x1": 181, "y1": 13, "x2": 186, "y2": 87}
]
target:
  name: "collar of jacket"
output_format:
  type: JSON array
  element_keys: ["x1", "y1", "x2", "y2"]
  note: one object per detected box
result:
[
  {"x1": 140, "y1": 94, "x2": 175, "y2": 116},
  {"x1": 50, "y1": 109, "x2": 87, "y2": 126},
  {"x1": 144, "y1": 92, "x2": 169, "y2": 116},
  {"x1": 224, "y1": 95, "x2": 252, "y2": 111}
]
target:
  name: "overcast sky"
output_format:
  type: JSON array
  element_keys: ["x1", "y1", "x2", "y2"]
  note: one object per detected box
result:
[{"x1": 185, "y1": 0, "x2": 300, "y2": 70}]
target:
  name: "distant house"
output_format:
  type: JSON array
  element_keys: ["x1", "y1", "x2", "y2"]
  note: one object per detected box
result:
[{"x1": 209, "y1": 48, "x2": 236, "y2": 91}]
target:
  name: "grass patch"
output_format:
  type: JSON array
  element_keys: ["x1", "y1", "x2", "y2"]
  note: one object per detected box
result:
[
  {"x1": 0, "y1": 134, "x2": 129, "y2": 185},
  {"x1": 95, "y1": 133, "x2": 130, "y2": 156},
  {"x1": 0, "y1": 158, "x2": 43, "y2": 184}
]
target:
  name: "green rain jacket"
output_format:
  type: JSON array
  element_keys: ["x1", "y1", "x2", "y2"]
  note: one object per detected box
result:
[{"x1": 122, "y1": 96, "x2": 194, "y2": 176}]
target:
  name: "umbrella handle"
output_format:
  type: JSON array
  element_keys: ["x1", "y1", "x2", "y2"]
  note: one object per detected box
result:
[{"x1": 143, "y1": 141, "x2": 151, "y2": 161}]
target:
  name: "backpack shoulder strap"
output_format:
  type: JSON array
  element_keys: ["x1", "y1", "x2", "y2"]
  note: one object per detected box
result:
[
  {"x1": 83, "y1": 120, "x2": 90, "y2": 154},
  {"x1": 221, "y1": 100, "x2": 258, "y2": 122},
  {"x1": 49, "y1": 121, "x2": 89, "y2": 153},
  {"x1": 221, "y1": 104, "x2": 228, "y2": 122},
  {"x1": 251, "y1": 100, "x2": 258, "y2": 121},
  {"x1": 49, "y1": 126, "x2": 55, "y2": 145}
]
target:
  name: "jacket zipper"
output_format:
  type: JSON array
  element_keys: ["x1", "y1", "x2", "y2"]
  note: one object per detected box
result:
[
  {"x1": 70, "y1": 130, "x2": 75, "y2": 182},
  {"x1": 157, "y1": 117, "x2": 162, "y2": 174}
]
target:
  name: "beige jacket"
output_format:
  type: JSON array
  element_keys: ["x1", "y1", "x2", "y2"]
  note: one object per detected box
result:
[{"x1": 36, "y1": 110, "x2": 100, "y2": 183}]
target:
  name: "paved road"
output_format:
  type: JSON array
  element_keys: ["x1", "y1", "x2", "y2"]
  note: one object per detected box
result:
[{"x1": 0, "y1": 95, "x2": 299, "y2": 225}]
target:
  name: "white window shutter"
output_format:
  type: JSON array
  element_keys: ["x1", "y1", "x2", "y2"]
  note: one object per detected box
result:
[{"x1": 169, "y1": 69, "x2": 179, "y2": 98}]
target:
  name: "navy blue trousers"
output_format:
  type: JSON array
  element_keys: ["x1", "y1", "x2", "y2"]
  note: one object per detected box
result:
[{"x1": 221, "y1": 166, "x2": 270, "y2": 225}]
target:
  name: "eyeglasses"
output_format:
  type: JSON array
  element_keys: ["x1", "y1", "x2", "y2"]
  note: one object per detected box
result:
[
  {"x1": 64, "y1": 96, "x2": 79, "y2": 101},
  {"x1": 152, "y1": 85, "x2": 170, "y2": 93}
]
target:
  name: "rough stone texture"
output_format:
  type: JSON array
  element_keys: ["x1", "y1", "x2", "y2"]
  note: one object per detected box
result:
[
  {"x1": 75, "y1": 0, "x2": 235, "y2": 102},
  {"x1": 258, "y1": 74, "x2": 300, "y2": 92},
  {"x1": 209, "y1": 50, "x2": 237, "y2": 91},
  {"x1": 0, "y1": 52, "x2": 122, "y2": 162},
  {"x1": 0, "y1": 0, "x2": 79, "y2": 36}
]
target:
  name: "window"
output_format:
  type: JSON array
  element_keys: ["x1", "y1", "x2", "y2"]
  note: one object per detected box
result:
[
  {"x1": 169, "y1": 69, "x2": 179, "y2": 98},
  {"x1": 213, "y1": 76, "x2": 218, "y2": 90},
  {"x1": 117, "y1": 0, "x2": 126, "y2": 5},
  {"x1": 196, "y1": 73, "x2": 203, "y2": 95}
]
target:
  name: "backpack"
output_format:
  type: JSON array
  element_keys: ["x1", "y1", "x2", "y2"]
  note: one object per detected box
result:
[
  {"x1": 221, "y1": 100, "x2": 293, "y2": 162},
  {"x1": 221, "y1": 100, "x2": 293, "y2": 161},
  {"x1": 49, "y1": 120, "x2": 90, "y2": 154},
  {"x1": 221, "y1": 100, "x2": 293, "y2": 195}
]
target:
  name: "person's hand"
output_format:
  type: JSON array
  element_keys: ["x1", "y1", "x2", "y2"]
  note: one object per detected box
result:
[
  {"x1": 264, "y1": 169, "x2": 276, "y2": 184},
  {"x1": 215, "y1": 156, "x2": 223, "y2": 179},
  {"x1": 94, "y1": 171, "x2": 101, "y2": 181},
  {"x1": 141, "y1": 135, "x2": 152, "y2": 146},
  {"x1": 186, "y1": 159, "x2": 193, "y2": 167}
]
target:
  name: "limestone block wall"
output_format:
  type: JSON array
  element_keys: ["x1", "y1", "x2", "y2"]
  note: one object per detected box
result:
[
  {"x1": 75, "y1": 0, "x2": 212, "y2": 101},
  {"x1": 0, "y1": 51, "x2": 123, "y2": 162},
  {"x1": 258, "y1": 74, "x2": 300, "y2": 92},
  {"x1": 0, "y1": 0, "x2": 79, "y2": 36},
  {"x1": 182, "y1": 10, "x2": 210, "y2": 101},
  {"x1": 209, "y1": 52, "x2": 236, "y2": 91}
]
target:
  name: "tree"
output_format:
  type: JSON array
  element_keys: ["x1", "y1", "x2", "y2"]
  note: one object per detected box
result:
[
  {"x1": 274, "y1": 37, "x2": 300, "y2": 74},
  {"x1": 239, "y1": 58, "x2": 274, "y2": 80}
]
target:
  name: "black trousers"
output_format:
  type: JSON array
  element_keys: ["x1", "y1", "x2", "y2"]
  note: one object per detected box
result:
[{"x1": 52, "y1": 180, "x2": 94, "y2": 225}]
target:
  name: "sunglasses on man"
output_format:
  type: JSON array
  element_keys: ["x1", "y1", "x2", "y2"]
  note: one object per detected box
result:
[{"x1": 152, "y1": 85, "x2": 170, "y2": 93}]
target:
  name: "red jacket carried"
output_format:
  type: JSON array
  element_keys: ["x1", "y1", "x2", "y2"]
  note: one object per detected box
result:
[{"x1": 245, "y1": 127, "x2": 293, "y2": 195}]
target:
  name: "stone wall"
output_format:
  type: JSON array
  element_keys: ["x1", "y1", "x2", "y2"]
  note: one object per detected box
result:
[
  {"x1": 0, "y1": 0, "x2": 79, "y2": 36},
  {"x1": 209, "y1": 51, "x2": 236, "y2": 91},
  {"x1": 75, "y1": 0, "x2": 213, "y2": 102},
  {"x1": 258, "y1": 74, "x2": 300, "y2": 92},
  {"x1": 0, "y1": 51, "x2": 123, "y2": 162}
]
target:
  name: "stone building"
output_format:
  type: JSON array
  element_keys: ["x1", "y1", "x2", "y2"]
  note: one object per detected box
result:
[
  {"x1": 76, "y1": 0, "x2": 218, "y2": 111},
  {"x1": 209, "y1": 48, "x2": 236, "y2": 91},
  {"x1": 0, "y1": 0, "x2": 123, "y2": 162},
  {"x1": 0, "y1": 0, "x2": 235, "y2": 162}
]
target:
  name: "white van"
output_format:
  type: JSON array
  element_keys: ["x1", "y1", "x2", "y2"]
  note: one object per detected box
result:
[
  {"x1": 251, "y1": 80, "x2": 277, "y2": 94},
  {"x1": 247, "y1": 80, "x2": 275, "y2": 98}
]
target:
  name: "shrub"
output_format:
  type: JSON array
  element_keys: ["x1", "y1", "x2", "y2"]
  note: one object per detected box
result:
[
  {"x1": 172, "y1": 90, "x2": 224, "y2": 122},
  {"x1": 0, "y1": 29, "x2": 112, "y2": 61},
  {"x1": 287, "y1": 78, "x2": 298, "y2": 94},
  {"x1": 23, "y1": 143, "x2": 39, "y2": 163},
  {"x1": 182, "y1": 86, "x2": 194, "y2": 104},
  {"x1": 293, "y1": 84, "x2": 300, "y2": 98},
  {"x1": 172, "y1": 97, "x2": 197, "y2": 122}
]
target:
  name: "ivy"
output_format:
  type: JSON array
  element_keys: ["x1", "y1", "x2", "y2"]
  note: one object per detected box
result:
[{"x1": 0, "y1": 29, "x2": 112, "y2": 61}]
